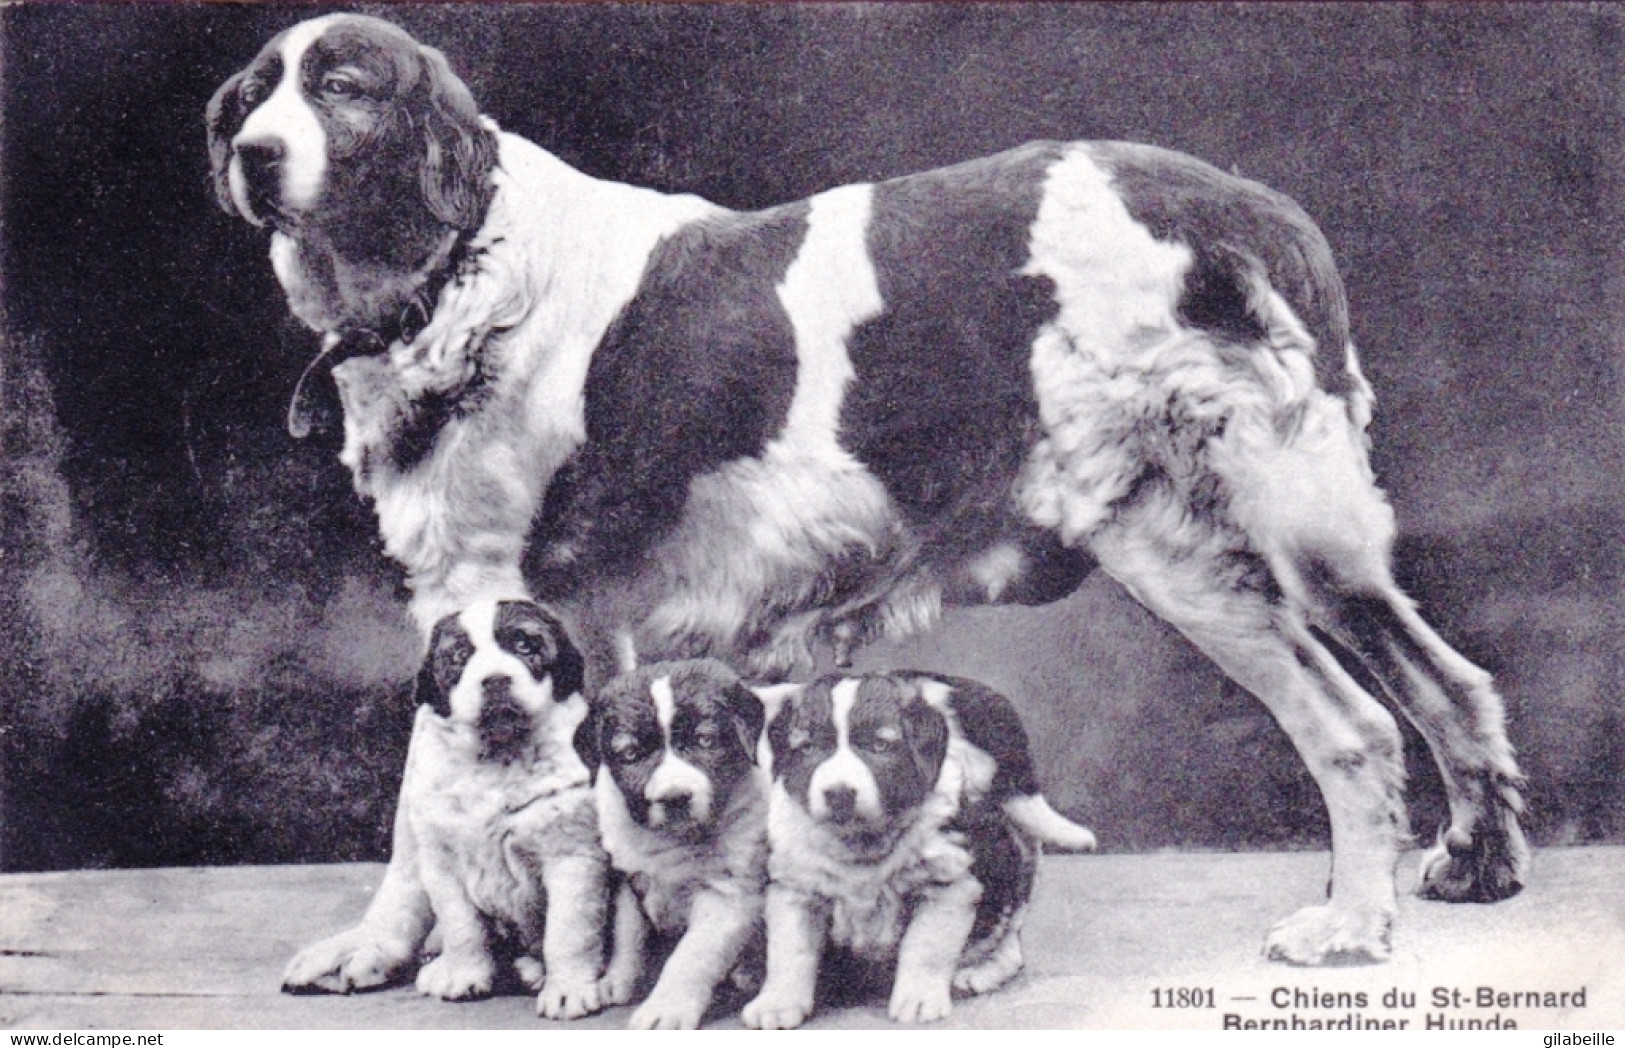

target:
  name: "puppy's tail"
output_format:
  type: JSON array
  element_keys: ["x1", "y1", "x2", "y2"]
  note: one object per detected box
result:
[{"x1": 1004, "y1": 794, "x2": 1096, "y2": 852}]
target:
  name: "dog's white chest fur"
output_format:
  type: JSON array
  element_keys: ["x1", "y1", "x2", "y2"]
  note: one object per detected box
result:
[
  {"x1": 765, "y1": 780, "x2": 969, "y2": 960},
  {"x1": 596, "y1": 767, "x2": 770, "y2": 935},
  {"x1": 407, "y1": 709, "x2": 600, "y2": 926}
]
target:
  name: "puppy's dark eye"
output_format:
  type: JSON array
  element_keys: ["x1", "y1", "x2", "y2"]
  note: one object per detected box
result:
[
  {"x1": 693, "y1": 728, "x2": 720, "y2": 750},
  {"x1": 859, "y1": 726, "x2": 902, "y2": 754},
  {"x1": 609, "y1": 733, "x2": 649, "y2": 764},
  {"x1": 510, "y1": 634, "x2": 540, "y2": 656},
  {"x1": 240, "y1": 80, "x2": 267, "y2": 108}
]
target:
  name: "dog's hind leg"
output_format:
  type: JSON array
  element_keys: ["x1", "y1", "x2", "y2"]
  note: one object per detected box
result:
[
  {"x1": 1214, "y1": 394, "x2": 1528, "y2": 904},
  {"x1": 1089, "y1": 477, "x2": 1407, "y2": 965},
  {"x1": 1309, "y1": 576, "x2": 1527, "y2": 902}
]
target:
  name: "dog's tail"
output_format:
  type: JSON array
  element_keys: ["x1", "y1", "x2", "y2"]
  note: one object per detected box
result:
[{"x1": 1004, "y1": 794, "x2": 1096, "y2": 852}]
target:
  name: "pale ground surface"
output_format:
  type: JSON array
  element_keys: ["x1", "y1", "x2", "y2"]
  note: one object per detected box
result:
[{"x1": 1, "y1": 848, "x2": 1620, "y2": 1030}]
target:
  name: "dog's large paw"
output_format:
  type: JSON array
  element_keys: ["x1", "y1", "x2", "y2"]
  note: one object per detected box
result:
[
  {"x1": 889, "y1": 971, "x2": 954, "y2": 1024},
  {"x1": 741, "y1": 989, "x2": 813, "y2": 1030},
  {"x1": 628, "y1": 988, "x2": 707, "y2": 1030},
  {"x1": 415, "y1": 952, "x2": 496, "y2": 1001},
  {"x1": 281, "y1": 928, "x2": 416, "y2": 994},
  {"x1": 538, "y1": 971, "x2": 604, "y2": 1021},
  {"x1": 1264, "y1": 904, "x2": 1392, "y2": 966},
  {"x1": 1418, "y1": 815, "x2": 1529, "y2": 903}
]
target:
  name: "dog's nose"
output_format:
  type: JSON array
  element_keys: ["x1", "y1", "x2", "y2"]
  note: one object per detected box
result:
[
  {"x1": 235, "y1": 138, "x2": 284, "y2": 195},
  {"x1": 822, "y1": 786, "x2": 858, "y2": 821},
  {"x1": 653, "y1": 790, "x2": 692, "y2": 819}
]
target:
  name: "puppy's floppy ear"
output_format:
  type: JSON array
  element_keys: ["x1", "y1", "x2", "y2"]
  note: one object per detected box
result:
[
  {"x1": 900, "y1": 693, "x2": 950, "y2": 791},
  {"x1": 546, "y1": 618, "x2": 587, "y2": 703},
  {"x1": 725, "y1": 681, "x2": 766, "y2": 764},
  {"x1": 204, "y1": 69, "x2": 248, "y2": 216},
  {"x1": 572, "y1": 704, "x2": 600, "y2": 775},
  {"x1": 410, "y1": 43, "x2": 497, "y2": 230}
]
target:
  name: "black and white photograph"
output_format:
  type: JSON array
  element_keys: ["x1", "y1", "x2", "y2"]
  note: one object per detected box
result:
[{"x1": 1, "y1": 1, "x2": 1621, "y2": 1032}]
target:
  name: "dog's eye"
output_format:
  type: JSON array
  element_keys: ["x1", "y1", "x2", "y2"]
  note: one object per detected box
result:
[
  {"x1": 240, "y1": 79, "x2": 267, "y2": 108},
  {"x1": 860, "y1": 726, "x2": 902, "y2": 754},
  {"x1": 609, "y1": 733, "x2": 648, "y2": 764},
  {"x1": 321, "y1": 72, "x2": 364, "y2": 100},
  {"x1": 693, "y1": 728, "x2": 720, "y2": 750}
]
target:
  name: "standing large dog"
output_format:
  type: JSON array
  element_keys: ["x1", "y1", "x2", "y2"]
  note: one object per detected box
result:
[{"x1": 206, "y1": 13, "x2": 1527, "y2": 986}]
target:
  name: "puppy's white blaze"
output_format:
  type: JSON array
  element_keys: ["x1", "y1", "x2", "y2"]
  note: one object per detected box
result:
[
  {"x1": 914, "y1": 678, "x2": 953, "y2": 712},
  {"x1": 776, "y1": 183, "x2": 883, "y2": 456},
  {"x1": 649, "y1": 675, "x2": 677, "y2": 735},
  {"x1": 1017, "y1": 147, "x2": 1195, "y2": 545},
  {"x1": 1003, "y1": 794, "x2": 1096, "y2": 852},
  {"x1": 232, "y1": 15, "x2": 335, "y2": 219},
  {"x1": 808, "y1": 678, "x2": 882, "y2": 820}
]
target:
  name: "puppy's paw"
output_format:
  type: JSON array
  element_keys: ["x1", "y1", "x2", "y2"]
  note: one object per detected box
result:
[
  {"x1": 629, "y1": 987, "x2": 709, "y2": 1031},
  {"x1": 1264, "y1": 904, "x2": 1392, "y2": 966},
  {"x1": 888, "y1": 971, "x2": 953, "y2": 1024},
  {"x1": 513, "y1": 955, "x2": 546, "y2": 993},
  {"x1": 597, "y1": 965, "x2": 640, "y2": 1008},
  {"x1": 538, "y1": 971, "x2": 604, "y2": 1020},
  {"x1": 280, "y1": 927, "x2": 415, "y2": 994},
  {"x1": 741, "y1": 989, "x2": 813, "y2": 1030},
  {"x1": 415, "y1": 952, "x2": 496, "y2": 1000}
]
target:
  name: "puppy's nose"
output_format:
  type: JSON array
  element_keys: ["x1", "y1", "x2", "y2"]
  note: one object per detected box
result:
[
  {"x1": 653, "y1": 790, "x2": 692, "y2": 820},
  {"x1": 482, "y1": 675, "x2": 513, "y2": 703},
  {"x1": 822, "y1": 786, "x2": 858, "y2": 821}
]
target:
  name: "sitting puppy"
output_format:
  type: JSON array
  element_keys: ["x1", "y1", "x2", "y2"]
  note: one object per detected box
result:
[
  {"x1": 742, "y1": 672, "x2": 1096, "y2": 1029},
  {"x1": 403, "y1": 597, "x2": 609, "y2": 1018},
  {"x1": 589, "y1": 659, "x2": 772, "y2": 1029}
]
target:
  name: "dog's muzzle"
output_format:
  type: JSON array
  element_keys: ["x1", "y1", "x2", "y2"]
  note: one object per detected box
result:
[{"x1": 476, "y1": 676, "x2": 531, "y2": 763}]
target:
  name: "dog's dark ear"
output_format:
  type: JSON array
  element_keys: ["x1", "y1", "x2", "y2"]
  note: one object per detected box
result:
[
  {"x1": 572, "y1": 704, "x2": 600, "y2": 775},
  {"x1": 204, "y1": 69, "x2": 247, "y2": 216},
  {"x1": 414, "y1": 652, "x2": 451, "y2": 718},
  {"x1": 414, "y1": 617, "x2": 455, "y2": 717},
  {"x1": 764, "y1": 689, "x2": 799, "y2": 776},
  {"x1": 900, "y1": 694, "x2": 950, "y2": 791},
  {"x1": 725, "y1": 680, "x2": 766, "y2": 764},
  {"x1": 412, "y1": 43, "x2": 496, "y2": 231},
  {"x1": 548, "y1": 620, "x2": 587, "y2": 704}
]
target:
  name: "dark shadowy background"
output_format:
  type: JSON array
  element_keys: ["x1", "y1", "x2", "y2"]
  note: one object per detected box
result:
[{"x1": 2, "y1": 3, "x2": 1620, "y2": 871}]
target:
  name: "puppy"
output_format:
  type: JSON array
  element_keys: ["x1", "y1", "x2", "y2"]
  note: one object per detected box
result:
[
  {"x1": 589, "y1": 659, "x2": 771, "y2": 1029},
  {"x1": 742, "y1": 672, "x2": 1096, "y2": 1029},
  {"x1": 376, "y1": 598, "x2": 608, "y2": 1017}
]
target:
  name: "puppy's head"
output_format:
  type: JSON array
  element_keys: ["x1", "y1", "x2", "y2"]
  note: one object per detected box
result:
[
  {"x1": 415, "y1": 598, "x2": 586, "y2": 765},
  {"x1": 593, "y1": 659, "x2": 766, "y2": 841},
  {"x1": 768, "y1": 674, "x2": 949, "y2": 857},
  {"x1": 206, "y1": 14, "x2": 496, "y2": 235}
]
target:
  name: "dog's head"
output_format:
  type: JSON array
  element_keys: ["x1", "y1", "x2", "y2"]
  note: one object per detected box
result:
[
  {"x1": 415, "y1": 598, "x2": 587, "y2": 765},
  {"x1": 592, "y1": 659, "x2": 766, "y2": 842},
  {"x1": 206, "y1": 13, "x2": 496, "y2": 236},
  {"x1": 767, "y1": 674, "x2": 950, "y2": 858}
]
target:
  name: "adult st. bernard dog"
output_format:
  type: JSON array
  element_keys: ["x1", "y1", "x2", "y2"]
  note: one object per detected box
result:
[{"x1": 207, "y1": 13, "x2": 1528, "y2": 981}]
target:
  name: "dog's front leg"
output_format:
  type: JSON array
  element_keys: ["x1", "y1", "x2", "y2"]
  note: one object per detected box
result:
[
  {"x1": 281, "y1": 716, "x2": 434, "y2": 994},
  {"x1": 599, "y1": 879, "x2": 648, "y2": 1007},
  {"x1": 413, "y1": 841, "x2": 498, "y2": 1001},
  {"x1": 890, "y1": 877, "x2": 982, "y2": 1023},
  {"x1": 741, "y1": 885, "x2": 827, "y2": 1030},
  {"x1": 629, "y1": 886, "x2": 762, "y2": 1030},
  {"x1": 536, "y1": 852, "x2": 610, "y2": 1020}
]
